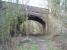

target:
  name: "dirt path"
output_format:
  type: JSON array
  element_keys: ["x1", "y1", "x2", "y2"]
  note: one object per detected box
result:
[{"x1": 11, "y1": 36, "x2": 57, "y2": 50}]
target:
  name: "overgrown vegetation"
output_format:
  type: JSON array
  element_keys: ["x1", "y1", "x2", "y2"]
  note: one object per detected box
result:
[
  {"x1": 0, "y1": 1, "x2": 26, "y2": 38},
  {"x1": 0, "y1": 0, "x2": 67, "y2": 50}
]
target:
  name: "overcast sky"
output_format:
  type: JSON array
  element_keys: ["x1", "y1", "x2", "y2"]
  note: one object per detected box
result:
[{"x1": 2, "y1": 0, "x2": 48, "y2": 9}]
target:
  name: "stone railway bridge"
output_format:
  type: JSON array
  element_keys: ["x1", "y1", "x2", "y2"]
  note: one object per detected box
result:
[
  {"x1": 4, "y1": 2, "x2": 62, "y2": 38},
  {"x1": 18, "y1": 5, "x2": 62, "y2": 38},
  {"x1": 21, "y1": 5, "x2": 62, "y2": 38}
]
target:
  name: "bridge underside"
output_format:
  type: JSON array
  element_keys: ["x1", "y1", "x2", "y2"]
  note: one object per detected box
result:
[{"x1": 28, "y1": 15, "x2": 46, "y2": 28}]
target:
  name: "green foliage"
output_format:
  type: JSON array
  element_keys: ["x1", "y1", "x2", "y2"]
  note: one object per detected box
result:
[
  {"x1": 17, "y1": 42, "x2": 39, "y2": 50},
  {"x1": 0, "y1": 2, "x2": 25, "y2": 38}
]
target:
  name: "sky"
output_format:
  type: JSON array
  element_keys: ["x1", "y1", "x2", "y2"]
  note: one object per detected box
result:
[{"x1": 2, "y1": 0, "x2": 48, "y2": 9}]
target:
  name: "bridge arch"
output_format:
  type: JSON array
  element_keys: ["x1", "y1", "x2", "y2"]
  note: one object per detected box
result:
[{"x1": 28, "y1": 15, "x2": 46, "y2": 28}]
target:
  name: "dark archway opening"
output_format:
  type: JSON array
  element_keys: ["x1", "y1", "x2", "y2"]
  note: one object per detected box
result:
[
  {"x1": 10, "y1": 15, "x2": 46, "y2": 37},
  {"x1": 28, "y1": 15, "x2": 46, "y2": 28}
]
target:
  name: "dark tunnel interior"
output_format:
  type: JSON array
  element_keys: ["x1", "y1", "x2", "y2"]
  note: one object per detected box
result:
[{"x1": 28, "y1": 15, "x2": 46, "y2": 28}]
